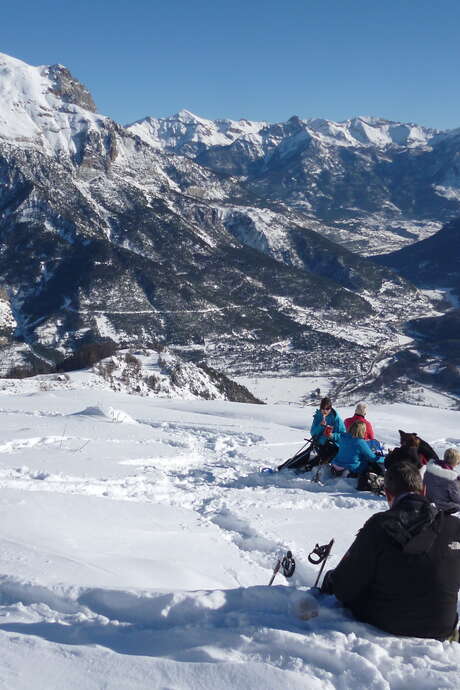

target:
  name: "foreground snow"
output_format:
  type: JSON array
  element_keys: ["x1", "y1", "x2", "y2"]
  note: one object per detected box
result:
[{"x1": 0, "y1": 376, "x2": 459, "y2": 688}]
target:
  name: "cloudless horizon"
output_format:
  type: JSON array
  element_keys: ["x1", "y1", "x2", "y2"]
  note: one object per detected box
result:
[{"x1": 2, "y1": 0, "x2": 459, "y2": 129}]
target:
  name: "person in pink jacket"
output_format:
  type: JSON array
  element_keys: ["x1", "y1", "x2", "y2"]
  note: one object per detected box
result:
[{"x1": 344, "y1": 402, "x2": 375, "y2": 440}]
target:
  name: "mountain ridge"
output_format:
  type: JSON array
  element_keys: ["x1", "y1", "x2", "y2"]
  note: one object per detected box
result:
[
  {"x1": 0, "y1": 52, "x2": 457, "y2": 405},
  {"x1": 128, "y1": 109, "x2": 442, "y2": 155}
]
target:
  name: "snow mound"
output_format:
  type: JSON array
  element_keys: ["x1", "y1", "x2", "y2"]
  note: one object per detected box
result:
[
  {"x1": 71, "y1": 406, "x2": 107, "y2": 418},
  {"x1": 105, "y1": 407, "x2": 138, "y2": 424},
  {"x1": 70, "y1": 405, "x2": 137, "y2": 424}
]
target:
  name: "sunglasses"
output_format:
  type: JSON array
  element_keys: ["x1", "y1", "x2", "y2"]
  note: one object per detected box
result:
[{"x1": 321, "y1": 406, "x2": 331, "y2": 412}]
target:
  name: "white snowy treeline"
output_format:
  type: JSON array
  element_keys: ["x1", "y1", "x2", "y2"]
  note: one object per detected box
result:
[
  {"x1": 92, "y1": 348, "x2": 222, "y2": 399},
  {"x1": 93, "y1": 348, "x2": 246, "y2": 401},
  {"x1": 0, "y1": 347, "x2": 260, "y2": 403},
  {"x1": 0, "y1": 374, "x2": 459, "y2": 689}
]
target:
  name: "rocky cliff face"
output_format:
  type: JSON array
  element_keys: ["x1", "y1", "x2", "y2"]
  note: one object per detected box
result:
[{"x1": 46, "y1": 63, "x2": 97, "y2": 112}]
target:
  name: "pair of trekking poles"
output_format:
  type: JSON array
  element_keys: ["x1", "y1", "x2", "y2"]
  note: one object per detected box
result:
[
  {"x1": 277, "y1": 437, "x2": 337, "y2": 475},
  {"x1": 268, "y1": 539, "x2": 334, "y2": 587}
]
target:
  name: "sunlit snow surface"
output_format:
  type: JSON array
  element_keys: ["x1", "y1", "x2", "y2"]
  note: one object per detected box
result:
[{"x1": 0, "y1": 375, "x2": 459, "y2": 689}]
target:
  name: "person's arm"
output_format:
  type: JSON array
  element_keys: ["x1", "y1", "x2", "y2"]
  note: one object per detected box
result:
[
  {"x1": 310, "y1": 411, "x2": 324, "y2": 438},
  {"x1": 321, "y1": 518, "x2": 380, "y2": 605},
  {"x1": 445, "y1": 480, "x2": 460, "y2": 513},
  {"x1": 359, "y1": 439, "x2": 378, "y2": 462},
  {"x1": 331, "y1": 413, "x2": 346, "y2": 443},
  {"x1": 356, "y1": 440, "x2": 379, "y2": 473},
  {"x1": 366, "y1": 420, "x2": 375, "y2": 440}
]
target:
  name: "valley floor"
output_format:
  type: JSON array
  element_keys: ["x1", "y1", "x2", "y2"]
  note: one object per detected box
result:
[{"x1": 0, "y1": 378, "x2": 459, "y2": 689}]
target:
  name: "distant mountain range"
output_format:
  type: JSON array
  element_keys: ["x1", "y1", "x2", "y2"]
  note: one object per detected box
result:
[
  {"x1": 0, "y1": 52, "x2": 459, "y2": 404},
  {"x1": 127, "y1": 109, "x2": 460, "y2": 255}
]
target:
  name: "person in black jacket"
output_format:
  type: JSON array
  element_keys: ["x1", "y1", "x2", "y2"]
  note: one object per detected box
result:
[{"x1": 321, "y1": 461, "x2": 460, "y2": 640}]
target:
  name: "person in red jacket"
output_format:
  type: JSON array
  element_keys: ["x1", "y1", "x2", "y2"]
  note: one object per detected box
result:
[{"x1": 344, "y1": 402, "x2": 375, "y2": 440}]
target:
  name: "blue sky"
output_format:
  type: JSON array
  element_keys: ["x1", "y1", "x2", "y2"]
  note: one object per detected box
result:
[{"x1": 2, "y1": 0, "x2": 459, "y2": 128}]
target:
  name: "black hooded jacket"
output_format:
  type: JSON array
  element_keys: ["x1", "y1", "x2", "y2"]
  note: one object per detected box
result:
[{"x1": 322, "y1": 494, "x2": 460, "y2": 640}]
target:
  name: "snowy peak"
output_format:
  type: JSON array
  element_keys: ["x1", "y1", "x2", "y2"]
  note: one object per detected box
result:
[
  {"x1": 44, "y1": 63, "x2": 97, "y2": 112},
  {"x1": 342, "y1": 116, "x2": 437, "y2": 148},
  {"x1": 174, "y1": 108, "x2": 208, "y2": 123},
  {"x1": 128, "y1": 108, "x2": 441, "y2": 159},
  {"x1": 0, "y1": 52, "x2": 96, "y2": 113},
  {"x1": 0, "y1": 52, "x2": 104, "y2": 157},
  {"x1": 127, "y1": 110, "x2": 268, "y2": 155}
]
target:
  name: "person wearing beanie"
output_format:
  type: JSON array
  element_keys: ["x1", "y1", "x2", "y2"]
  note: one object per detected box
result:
[
  {"x1": 344, "y1": 402, "x2": 375, "y2": 440},
  {"x1": 424, "y1": 448, "x2": 460, "y2": 514}
]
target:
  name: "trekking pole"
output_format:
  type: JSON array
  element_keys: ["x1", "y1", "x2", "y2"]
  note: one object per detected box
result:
[
  {"x1": 268, "y1": 558, "x2": 281, "y2": 586},
  {"x1": 308, "y1": 539, "x2": 334, "y2": 588},
  {"x1": 268, "y1": 550, "x2": 296, "y2": 585},
  {"x1": 277, "y1": 438, "x2": 313, "y2": 472}
]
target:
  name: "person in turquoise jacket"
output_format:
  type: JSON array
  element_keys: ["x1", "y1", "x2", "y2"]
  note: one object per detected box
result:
[
  {"x1": 310, "y1": 397, "x2": 346, "y2": 446},
  {"x1": 332, "y1": 421, "x2": 383, "y2": 475}
]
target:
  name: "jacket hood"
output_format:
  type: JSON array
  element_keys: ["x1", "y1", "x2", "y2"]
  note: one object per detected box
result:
[
  {"x1": 425, "y1": 459, "x2": 459, "y2": 481},
  {"x1": 382, "y1": 494, "x2": 441, "y2": 554}
]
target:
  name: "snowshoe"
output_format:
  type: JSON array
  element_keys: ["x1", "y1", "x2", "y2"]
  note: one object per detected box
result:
[
  {"x1": 357, "y1": 471, "x2": 385, "y2": 495},
  {"x1": 368, "y1": 472, "x2": 385, "y2": 496}
]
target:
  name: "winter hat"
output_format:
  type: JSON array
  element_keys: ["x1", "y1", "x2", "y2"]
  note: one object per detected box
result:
[{"x1": 355, "y1": 402, "x2": 367, "y2": 417}]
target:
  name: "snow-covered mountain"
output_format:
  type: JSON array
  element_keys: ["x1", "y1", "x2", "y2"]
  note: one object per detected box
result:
[
  {"x1": 128, "y1": 110, "x2": 460, "y2": 255},
  {"x1": 373, "y1": 217, "x2": 460, "y2": 398},
  {"x1": 0, "y1": 52, "x2": 457, "y2": 405},
  {"x1": 129, "y1": 110, "x2": 438, "y2": 157},
  {"x1": 128, "y1": 109, "x2": 268, "y2": 157},
  {"x1": 0, "y1": 53, "x2": 104, "y2": 158},
  {"x1": 91, "y1": 348, "x2": 263, "y2": 403}
]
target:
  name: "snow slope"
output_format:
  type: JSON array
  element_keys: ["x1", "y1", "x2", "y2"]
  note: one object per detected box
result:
[{"x1": 0, "y1": 374, "x2": 459, "y2": 688}]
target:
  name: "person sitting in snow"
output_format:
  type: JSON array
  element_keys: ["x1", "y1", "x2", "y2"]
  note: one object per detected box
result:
[
  {"x1": 424, "y1": 448, "x2": 460, "y2": 514},
  {"x1": 321, "y1": 461, "x2": 460, "y2": 641},
  {"x1": 330, "y1": 421, "x2": 383, "y2": 481},
  {"x1": 310, "y1": 397, "x2": 345, "y2": 463},
  {"x1": 344, "y1": 402, "x2": 375, "y2": 440}
]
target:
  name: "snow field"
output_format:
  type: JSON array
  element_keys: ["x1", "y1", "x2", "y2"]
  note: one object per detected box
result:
[{"x1": 0, "y1": 383, "x2": 459, "y2": 688}]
